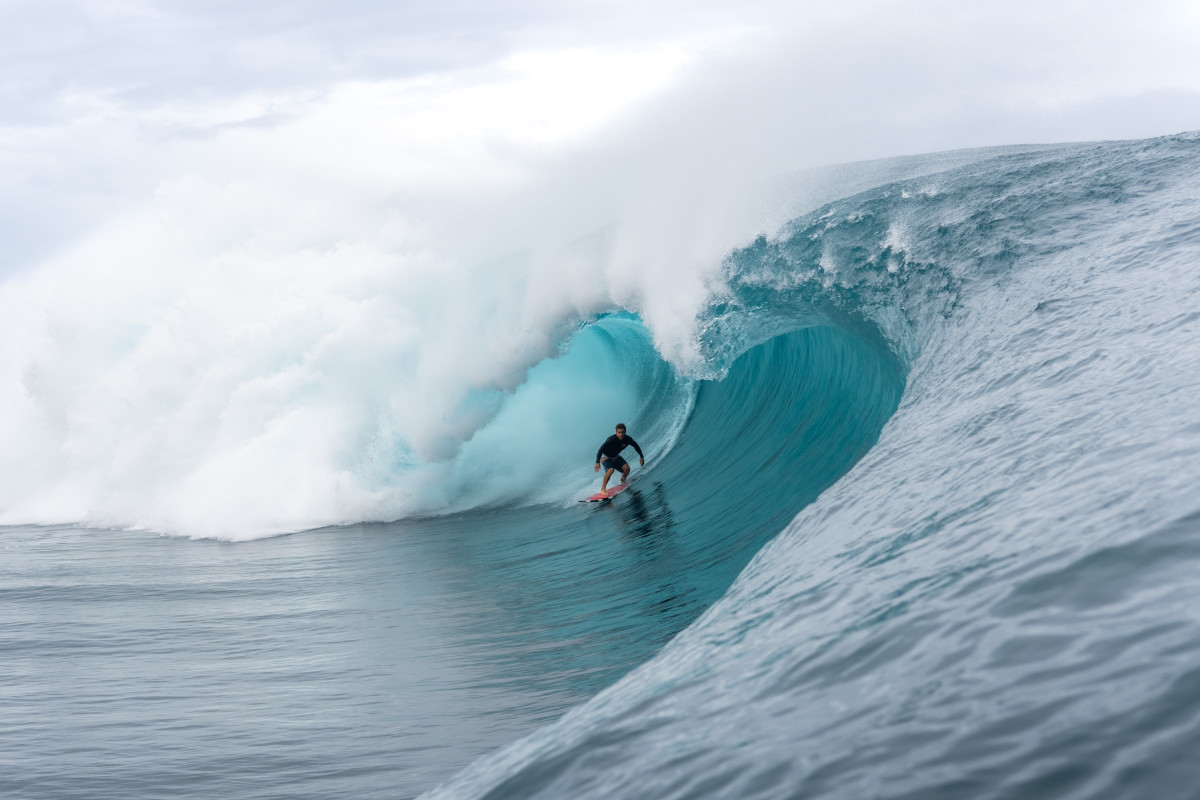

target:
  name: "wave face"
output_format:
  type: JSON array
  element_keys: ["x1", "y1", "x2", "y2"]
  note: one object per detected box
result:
[{"x1": 426, "y1": 134, "x2": 1200, "y2": 798}]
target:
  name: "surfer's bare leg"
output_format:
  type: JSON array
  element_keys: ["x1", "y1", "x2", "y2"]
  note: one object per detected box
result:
[
  {"x1": 601, "y1": 468, "x2": 615, "y2": 494},
  {"x1": 620, "y1": 464, "x2": 630, "y2": 484}
]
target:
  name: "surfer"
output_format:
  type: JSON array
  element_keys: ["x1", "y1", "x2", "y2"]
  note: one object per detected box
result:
[{"x1": 594, "y1": 423, "x2": 644, "y2": 497}]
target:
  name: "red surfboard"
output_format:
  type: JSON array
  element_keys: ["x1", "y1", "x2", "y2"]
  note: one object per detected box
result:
[{"x1": 581, "y1": 482, "x2": 630, "y2": 502}]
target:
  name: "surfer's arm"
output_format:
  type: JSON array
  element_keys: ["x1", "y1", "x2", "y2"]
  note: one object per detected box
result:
[
  {"x1": 627, "y1": 437, "x2": 645, "y2": 463},
  {"x1": 595, "y1": 434, "x2": 616, "y2": 464}
]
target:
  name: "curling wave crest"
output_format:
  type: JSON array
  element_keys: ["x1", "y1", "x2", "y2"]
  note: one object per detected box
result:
[{"x1": 429, "y1": 134, "x2": 1200, "y2": 799}]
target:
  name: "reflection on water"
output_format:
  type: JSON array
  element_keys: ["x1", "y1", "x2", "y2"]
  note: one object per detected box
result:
[{"x1": 618, "y1": 481, "x2": 676, "y2": 542}]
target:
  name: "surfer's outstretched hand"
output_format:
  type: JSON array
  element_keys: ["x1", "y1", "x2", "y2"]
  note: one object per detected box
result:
[{"x1": 594, "y1": 463, "x2": 600, "y2": 473}]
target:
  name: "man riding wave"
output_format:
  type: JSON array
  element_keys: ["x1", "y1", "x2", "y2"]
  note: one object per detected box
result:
[{"x1": 593, "y1": 423, "x2": 644, "y2": 497}]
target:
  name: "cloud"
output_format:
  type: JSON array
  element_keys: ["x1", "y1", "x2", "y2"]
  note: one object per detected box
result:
[{"x1": 3, "y1": 0, "x2": 1197, "y2": 275}]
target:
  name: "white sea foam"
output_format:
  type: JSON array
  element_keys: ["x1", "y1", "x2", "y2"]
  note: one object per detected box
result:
[{"x1": 0, "y1": 53, "x2": 733, "y2": 539}]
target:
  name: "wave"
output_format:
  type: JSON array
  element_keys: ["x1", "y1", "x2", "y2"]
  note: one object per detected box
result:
[
  {"x1": 427, "y1": 133, "x2": 1200, "y2": 798},
  {"x1": 4, "y1": 129, "x2": 1200, "y2": 799}
]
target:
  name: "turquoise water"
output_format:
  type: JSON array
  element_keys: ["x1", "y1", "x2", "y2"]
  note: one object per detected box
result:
[{"x1": 5, "y1": 133, "x2": 1200, "y2": 799}]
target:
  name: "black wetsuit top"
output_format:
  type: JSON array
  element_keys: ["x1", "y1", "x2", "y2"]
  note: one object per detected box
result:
[{"x1": 595, "y1": 434, "x2": 643, "y2": 463}]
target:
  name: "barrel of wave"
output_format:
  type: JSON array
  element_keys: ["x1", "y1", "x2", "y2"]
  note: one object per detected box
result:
[{"x1": 413, "y1": 315, "x2": 696, "y2": 515}]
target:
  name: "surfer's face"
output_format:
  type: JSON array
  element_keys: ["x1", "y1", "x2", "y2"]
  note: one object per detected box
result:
[{"x1": 615, "y1": 429, "x2": 625, "y2": 438}]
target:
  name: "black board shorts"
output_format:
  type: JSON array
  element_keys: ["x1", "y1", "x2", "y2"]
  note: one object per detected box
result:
[{"x1": 602, "y1": 455, "x2": 627, "y2": 471}]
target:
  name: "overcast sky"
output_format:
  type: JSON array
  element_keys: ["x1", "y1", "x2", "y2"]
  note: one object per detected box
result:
[{"x1": 3, "y1": 0, "x2": 1199, "y2": 274}]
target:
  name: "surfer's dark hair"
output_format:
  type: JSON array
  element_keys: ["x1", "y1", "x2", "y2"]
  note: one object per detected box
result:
[{"x1": 615, "y1": 423, "x2": 627, "y2": 431}]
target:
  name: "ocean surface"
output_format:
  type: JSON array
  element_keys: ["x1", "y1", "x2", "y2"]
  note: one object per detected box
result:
[{"x1": 4, "y1": 133, "x2": 1200, "y2": 799}]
